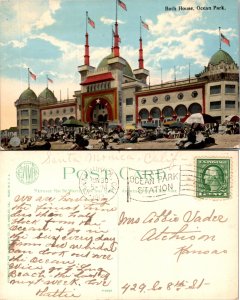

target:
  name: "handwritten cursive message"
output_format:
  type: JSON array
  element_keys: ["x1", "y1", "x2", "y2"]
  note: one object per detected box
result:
[{"x1": 8, "y1": 191, "x2": 118, "y2": 297}]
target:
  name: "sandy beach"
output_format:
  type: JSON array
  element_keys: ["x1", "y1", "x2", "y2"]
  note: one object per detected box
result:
[{"x1": 49, "y1": 133, "x2": 239, "y2": 150}]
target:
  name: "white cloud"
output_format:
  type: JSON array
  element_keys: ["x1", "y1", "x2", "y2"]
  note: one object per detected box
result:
[
  {"x1": 9, "y1": 63, "x2": 29, "y2": 69},
  {"x1": 35, "y1": 10, "x2": 56, "y2": 30},
  {"x1": 100, "y1": 16, "x2": 125, "y2": 25},
  {"x1": 1, "y1": 0, "x2": 61, "y2": 40},
  {"x1": 49, "y1": 0, "x2": 61, "y2": 13},
  {"x1": 34, "y1": 0, "x2": 61, "y2": 30},
  {"x1": 0, "y1": 39, "x2": 27, "y2": 48}
]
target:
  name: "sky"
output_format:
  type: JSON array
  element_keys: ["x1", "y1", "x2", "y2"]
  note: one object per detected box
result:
[{"x1": 0, "y1": 0, "x2": 239, "y2": 129}]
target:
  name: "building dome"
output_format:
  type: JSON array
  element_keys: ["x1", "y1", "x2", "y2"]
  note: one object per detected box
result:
[
  {"x1": 19, "y1": 88, "x2": 37, "y2": 101},
  {"x1": 209, "y1": 49, "x2": 235, "y2": 66},
  {"x1": 38, "y1": 87, "x2": 57, "y2": 103},
  {"x1": 98, "y1": 53, "x2": 135, "y2": 78}
]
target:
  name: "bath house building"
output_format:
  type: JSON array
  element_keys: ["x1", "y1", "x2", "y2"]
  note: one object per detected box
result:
[{"x1": 15, "y1": 20, "x2": 239, "y2": 138}]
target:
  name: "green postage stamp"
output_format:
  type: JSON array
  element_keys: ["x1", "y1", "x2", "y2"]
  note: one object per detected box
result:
[{"x1": 196, "y1": 159, "x2": 230, "y2": 198}]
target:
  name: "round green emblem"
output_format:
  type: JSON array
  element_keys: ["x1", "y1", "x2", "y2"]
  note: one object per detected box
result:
[{"x1": 16, "y1": 161, "x2": 39, "y2": 184}]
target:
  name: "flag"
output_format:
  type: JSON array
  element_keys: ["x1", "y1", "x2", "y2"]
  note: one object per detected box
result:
[
  {"x1": 29, "y1": 70, "x2": 36, "y2": 80},
  {"x1": 221, "y1": 33, "x2": 230, "y2": 46},
  {"x1": 141, "y1": 20, "x2": 149, "y2": 31},
  {"x1": 88, "y1": 16, "x2": 95, "y2": 28},
  {"x1": 47, "y1": 77, "x2": 53, "y2": 83},
  {"x1": 118, "y1": 0, "x2": 127, "y2": 11}
]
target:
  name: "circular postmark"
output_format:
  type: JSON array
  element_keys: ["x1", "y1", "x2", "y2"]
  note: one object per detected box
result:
[
  {"x1": 16, "y1": 161, "x2": 39, "y2": 184},
  {"x1": 79, "y1": 168, "x2": 119, "y2": 200}
]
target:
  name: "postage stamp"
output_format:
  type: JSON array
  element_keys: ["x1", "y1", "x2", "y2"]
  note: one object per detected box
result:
[{"x1": 196, "y1": 159, "x2": 230, "y2": 198}]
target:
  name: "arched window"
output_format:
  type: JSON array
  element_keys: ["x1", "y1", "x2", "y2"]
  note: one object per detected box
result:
[
  {"x1": 42, "y1": 119, "x2": 48, "y2": 127},
  {"x1": 162, "y1": 106, "x2": 174, "y2": 117},
  {"x1": 55, "y1": 118, "x2": 60, "y2": 126},
  {"x1": 175, "y1": 104, "x2": 187, "y2": 116},
  {"x1": 49, "y1": 118, "x2": 54, "y2": 126},
  {"x1": 139, "y1": 108, "x2": 149, "y2": 119},
  {"x1": 188, "y1": 103, "x2": 202, "y2": 114},
  {"x1": 150, "y1": 107, "x2": 161, "y2": 119}
]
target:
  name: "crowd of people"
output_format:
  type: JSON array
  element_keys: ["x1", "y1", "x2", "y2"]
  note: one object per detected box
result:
[{"x1": 1, "y1": 120, "x2": 239, "y2": 150}]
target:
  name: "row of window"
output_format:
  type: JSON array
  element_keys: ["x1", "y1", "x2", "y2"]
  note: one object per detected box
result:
[
  {"x1": 126, "y1": 102, "x2": 205, "y2": 122},
  {"x1": 87, "y1": 81, "x2": 111, "y2": 93},
  {"x1": 43, "y1": 107, "x2": 74, "y2": 116},
  {"x1": 138, "y1": 91, "x2": 199, "y2": 105},
  {"x1": 138, "y1": 103, "x2": 202, "y2": 119},
  {"x1": 210, "y1": 100, "x2": 236, "y2": 110},
  {"x1": 21, "y1": 129, "x2": 36, "y2": 135},
  {"x1": 19, "y1": 109, "x2": 38, "y2": 116},
  {"x1": 126, "y1": 86, "x2": 237, "y2": 106},
  {"x1": 210, "y1": 84, "x2": 236, "y2": 95},
  {"x1": 18, "y1": 119, "x2": 38, "y2": 126},
  {"x1": 42, "y1": 116, "x2": 75, "y2": 126},
  {"x1": 94, "y1": 104, "x2": 106, "y2": 110}
]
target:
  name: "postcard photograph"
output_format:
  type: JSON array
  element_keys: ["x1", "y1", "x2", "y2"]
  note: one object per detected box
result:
[{"x1": 0, "y1": 0, "x2": 239, "y2": 150}]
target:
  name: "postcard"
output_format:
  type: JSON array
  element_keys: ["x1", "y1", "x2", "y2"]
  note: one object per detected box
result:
[
  {"x1": 0, "y1": 0, "x2": 239, "y2": 150},
  {"x1": 0, "y1": 150, "x2": 238, "y2": 299}
]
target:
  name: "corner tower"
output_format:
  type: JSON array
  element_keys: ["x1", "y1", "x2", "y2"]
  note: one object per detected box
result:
[
  {"x1": 196, "y1": 48, "x2": 239, "y2": 123},
  {"x1": 15, "y1": 88, "x2": 40, "y2": 139}
]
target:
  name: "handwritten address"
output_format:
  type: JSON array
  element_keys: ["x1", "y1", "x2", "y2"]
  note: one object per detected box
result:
[{"x1": 118, "y1": 209, "x2": 228, "y2": 262}]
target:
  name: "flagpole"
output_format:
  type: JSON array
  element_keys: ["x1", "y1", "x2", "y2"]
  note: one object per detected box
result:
[
  {"x1": 115, "y1": 0, "x2": 118, "y2": 23},
  {"x1": 160, "y1": 67, "x2": 163, "y2": 85},
  {"x1": 28, "y1": 68, "x2": 30, "y2": 88},
  {"x1": 219, "y1": 27, "x2": 221, "y2": 50},
  {"x1": 112, "y1": 25, "x2": 114, "y2": 48},
  {"x1": 140, "y1": 16, "x2": 142, "y2": 38},
  {"x1": 86, "y1": 11, "x2": 88, "y2": 33},
  {"x1": 46, "y1": 75, "x2": 48, "y2": 88},
  {"x1": 189, "y1": 63, "x2": 191, "y2": 82},
  {"x1": 174, "y1": 66, "x2": 176, "y2": 85}
]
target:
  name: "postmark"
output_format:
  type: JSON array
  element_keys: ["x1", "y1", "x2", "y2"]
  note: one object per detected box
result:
[
  {"x1": 16, "y1": 161, "x2": 39, "y2": 184},
  {"x1": 123, "y1": 166, "x2": 181, "y2": 202},
  {"x1": 196, "y1": 159, "x2": 230, "y2": 198},
  {"x1": 79, "y1": 167, "x2": 119, "y2": 200}
]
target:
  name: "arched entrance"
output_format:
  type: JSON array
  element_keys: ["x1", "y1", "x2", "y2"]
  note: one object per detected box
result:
[{"x1": 86, "y1": 98, "x2": 113, "y2": 129}]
